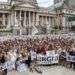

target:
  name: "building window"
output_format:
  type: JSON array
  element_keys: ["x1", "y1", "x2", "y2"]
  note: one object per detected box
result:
[
  {"x1": 0, "y1": 21, "x2": 2, "y2": 25},
  {"x1": 5, "y1": 21, "x2": 8, "y2": 25},
  {"x1": 71, "y1": 26, "x2": 75, "y2": 31},
  {"x1": 0, "y1": 13, "x2": 2, "y2": 18},
  {"x1": 17, "y1": 30, "x2": 20, "y2": 35}
]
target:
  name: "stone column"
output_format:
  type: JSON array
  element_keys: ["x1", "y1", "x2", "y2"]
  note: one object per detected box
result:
[
  {"x1": 62, "y1": 16, "x2": 66, "y2": 31},
  {"x1": 20, "y1": 11, "x2": 22, "y2": 20},
  {"x1": 10, "y1": 12, "x2": 12, "y2": 26},
  {"x1": 10, "y1": 11, "x2": 14, "y2": 28},
  {"x1": 19, "y1": 11, "x2": 22, "y2": 27},
  {"x1": 29, "y1": 11, "x2": 31, "y2": 26},
  {"x1": 24, "y1": 11, "x2": 26, "y2": 27},
  {"x1": 2, "y1": 13, "x2": 5, "y2": 26},
  {"x1": 46, "y1": 16, "x2": 48, "y2": 25},
  {"x1": 48, "y1": 17, "x2": 51, "y2": 25},
  {"x1": 29, "y1": 11, "x2": 32, "y2": 35},
  {"x1": 33, "y1": 12, "x2": 35, "y2": 26},
  {"x1": 47, "y1": 17, "x2": 52, "y2": 34},
  {"x1": 52, "y1": 17, "x2": 55, "y2": 27},
  {"x1": 62, "y1": 16, "x2": 66, "y2": 27},
  {"x1": 7, "y1": 14, "x2": 11, "y2": 28},
  {"x1": 42, "y1": 16, "x2": 44, "y2": 26},
  {"x1": 36, "y1": 13, "x2": 39, "y2": 25},
  {"x1": 15, "y1": 11, "x2": 17, "y2": 26}
]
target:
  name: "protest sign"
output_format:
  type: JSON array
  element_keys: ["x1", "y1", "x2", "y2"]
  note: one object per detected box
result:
[
  {"x1": 37, "y1": 51, "x2": 59, "y2": 65},
  {"x1": 66, "y1": 54, "x2": 75, "y2": 62}
]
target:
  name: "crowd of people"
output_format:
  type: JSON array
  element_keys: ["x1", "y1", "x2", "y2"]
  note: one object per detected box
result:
[
  {"x1": 0, "y1": 35, "x2": 75, "y2": 75},
  {"x1": 0, "y1": 35, "x2": 74, "y2": 54}
]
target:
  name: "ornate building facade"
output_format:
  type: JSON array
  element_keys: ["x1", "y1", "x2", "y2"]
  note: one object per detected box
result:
[
  {"x1": 54, "y1": 0, "x2": 75, "y2": 33},
  {"x1": 0, "y1": 0, "x2": 55, "y2": 36}
]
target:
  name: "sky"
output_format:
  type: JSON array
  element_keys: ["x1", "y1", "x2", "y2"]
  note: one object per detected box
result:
[
  {"x1": 0, "y1": 0, "x2": 53, "y2": 7},
  {"x1": 37, "y1": 0, "x2": 53, "y2": 7}
]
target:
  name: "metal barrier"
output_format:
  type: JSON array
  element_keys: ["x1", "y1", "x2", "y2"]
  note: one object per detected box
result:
[{"x1": 0, "y1": 34, "x2": 73, "y2": 41}]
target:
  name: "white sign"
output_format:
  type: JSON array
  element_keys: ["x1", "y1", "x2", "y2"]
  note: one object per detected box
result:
[
  {"x1": 37, "y1": 53, "x2": 59, "y2": 65},
  {"x1": 66, "y1": 54, "x2": 75, "y2": 62},
  {"x1": 30, "y1": 51, "x2": 37, "y2": 60}
]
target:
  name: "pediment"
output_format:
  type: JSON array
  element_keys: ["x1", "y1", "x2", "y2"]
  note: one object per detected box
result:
[{"x1": 17, "y1": 3, "x2": 35, "y2": 8}]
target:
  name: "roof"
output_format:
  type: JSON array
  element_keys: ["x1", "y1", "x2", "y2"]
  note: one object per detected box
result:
[{"x1": 38, "y1": 7, "x2": 54, "y2": 14}]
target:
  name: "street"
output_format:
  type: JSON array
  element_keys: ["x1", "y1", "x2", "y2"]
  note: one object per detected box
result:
[{"x1": 7, "y1": 66, "x2": 75, "y2": 75}]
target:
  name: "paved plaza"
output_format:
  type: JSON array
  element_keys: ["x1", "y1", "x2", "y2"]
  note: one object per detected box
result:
[{"x1": 7, "y1": 66, "x2": 75, "y2": 75}]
